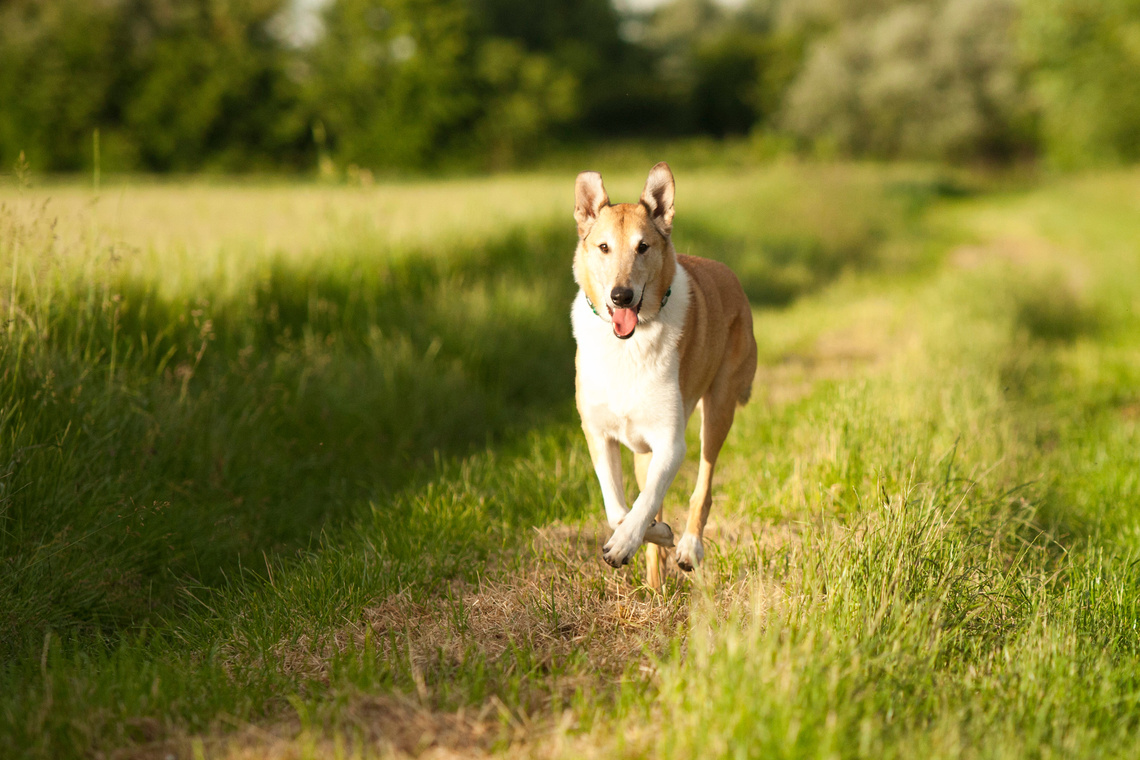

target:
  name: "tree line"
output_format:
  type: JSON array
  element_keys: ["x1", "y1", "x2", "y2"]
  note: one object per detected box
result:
[{"x1": 1, "y1": 0, "x2": 1137, "y2": 173}]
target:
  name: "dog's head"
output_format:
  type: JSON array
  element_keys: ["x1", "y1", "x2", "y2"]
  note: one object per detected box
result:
[{"x1": 573, "y1": 162, "x2": 677, "y2": 340}]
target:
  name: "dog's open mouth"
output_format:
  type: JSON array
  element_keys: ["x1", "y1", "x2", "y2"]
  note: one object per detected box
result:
[{"x1": 607, "y1": 295, "x2": 644, "y2": 340}]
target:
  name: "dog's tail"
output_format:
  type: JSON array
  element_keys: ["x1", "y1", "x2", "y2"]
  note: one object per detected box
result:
[
  {"x1": 737, "y1": 383, "x2": 753, "y2": 407},
  {"x1": 735, "y1": 311, "x2": 758, "y2": 408}
]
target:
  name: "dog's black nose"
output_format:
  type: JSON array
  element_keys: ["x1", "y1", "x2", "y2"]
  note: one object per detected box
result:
[{"x1": 611, "y1": 286, "x2": 635, "y2": 308}]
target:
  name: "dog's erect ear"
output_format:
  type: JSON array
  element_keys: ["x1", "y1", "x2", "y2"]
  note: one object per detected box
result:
[
  {"x1": 574, "y1": 171, "x2": 609, "y2": 238},
  {"x1": 640, "y1": 162, "x2": 675, "y2": 237}
]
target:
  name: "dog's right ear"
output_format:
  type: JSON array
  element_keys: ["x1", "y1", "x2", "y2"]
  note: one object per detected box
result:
[{"x1": 574, "y1": 171, "x2": 609, "y2": 238}]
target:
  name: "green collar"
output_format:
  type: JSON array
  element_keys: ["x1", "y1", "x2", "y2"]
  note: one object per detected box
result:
[{"x1": 585, "y1": 287, "x2": 672, "y2": 319}]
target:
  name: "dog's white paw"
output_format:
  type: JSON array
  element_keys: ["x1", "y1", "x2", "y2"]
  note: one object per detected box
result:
[
  {"x1": 602, "y1": 519, "x2": 645, "y2": 568},
  {"x1": 675, "y1": 532, "x2": 704, "y2": 572}
]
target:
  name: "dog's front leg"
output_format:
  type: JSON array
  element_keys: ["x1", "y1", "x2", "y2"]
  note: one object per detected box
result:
[
  {"x1": 584, "y1": 432, "x2": 630, "y2": 530},
  {"x1": 602, "y1": 434, "x2": 685, "y2": 568}
]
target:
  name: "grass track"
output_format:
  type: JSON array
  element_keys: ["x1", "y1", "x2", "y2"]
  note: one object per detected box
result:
[{"x1": 2, "y1": 165, "x2": 1139, "y2": 758}]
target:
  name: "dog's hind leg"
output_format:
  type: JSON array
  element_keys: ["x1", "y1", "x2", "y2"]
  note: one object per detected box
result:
[
  {"x1": 636, "y1": 452, "x2": 667, "y2": 591},
  {"x1": 676, "y1": 316, "x2": 755, "y2": 572},
  {"x1": 676, "y1": 391, "x2": 735, "y2": 572}
]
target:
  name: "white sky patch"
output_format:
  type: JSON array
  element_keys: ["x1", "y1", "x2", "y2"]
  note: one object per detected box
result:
[
  {"x1": 389, "y1": 34, "x2": 417, "y2": 62},
  {"x1": 617, "y1": 0, "x2": 743, "y2": 10},
  {"x1": 275, "y1": 0, "x2": 744, "y2": 47},
  {"x1": 272, "y1": 0, "x2": 329, "y2": 47}
]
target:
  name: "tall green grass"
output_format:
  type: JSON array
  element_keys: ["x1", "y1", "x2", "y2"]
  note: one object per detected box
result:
[
  {"x1": 5, "y1": 165, "x2": 1137, "y2": 758},
  {"x1": 589, "y1": 171, "x2": 1140, "y2": 760},
  {"x1": 0, "y1": 214, "x2": 579, "y2": 628}
]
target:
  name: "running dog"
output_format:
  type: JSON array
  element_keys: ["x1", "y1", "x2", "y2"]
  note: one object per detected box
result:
[{"x1": 571, "y1": 162, "x2": 757, "y2": 590}]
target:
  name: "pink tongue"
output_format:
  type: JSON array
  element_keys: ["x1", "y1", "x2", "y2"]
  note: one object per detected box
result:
[{"x1": 612, "y1": 308, "x2": 638, "y2": 337}]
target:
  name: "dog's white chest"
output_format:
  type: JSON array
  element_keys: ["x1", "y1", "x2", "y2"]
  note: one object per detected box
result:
[{"x1": 572, "y1": 268, "x2": 691, "y2": 452}]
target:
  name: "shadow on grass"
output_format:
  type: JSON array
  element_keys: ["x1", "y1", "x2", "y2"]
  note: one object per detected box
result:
[
  {"x1": 0, "y1": 190, "x2": 939, "y2": 650},
  {"x1": 0, "y1": 224, "x2": 582, "y2": 646}
]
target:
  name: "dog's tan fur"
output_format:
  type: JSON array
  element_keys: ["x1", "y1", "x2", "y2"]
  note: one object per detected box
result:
[{"x1": 571, "y1": 163, "x2": 756, "y2": 589}]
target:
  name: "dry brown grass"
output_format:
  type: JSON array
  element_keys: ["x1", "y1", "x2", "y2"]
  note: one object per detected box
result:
[
  {"x1": 257, "y1": 525, "x2": 691, "y2": 688},
  {"x1": 757, "y1": 325, "x2": 891, "y2": 406},
  {"x1": 131, "y1": 517, "x2": 802, "y2": 760}
]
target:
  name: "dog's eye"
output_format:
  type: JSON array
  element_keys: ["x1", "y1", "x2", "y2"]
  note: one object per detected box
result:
[
  {"x1": 598, "y1": 242, "x2": 609, "y2": 253},
  {"x1": 637, "y1": 241, "x2": 649, "y2": 254}
]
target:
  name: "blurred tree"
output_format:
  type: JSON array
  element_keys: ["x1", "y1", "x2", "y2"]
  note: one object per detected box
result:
[
  {"x1": 0, "y1": 0, "x2": 126, "y2": 171},
  {"x1": 643, "y1": 0, "x2": 732, "y2": 133},
  {"x1": 4, "y1": 0, "x2": 1136, "y2": 172},
  {"x1": 302, "y1": 0, "x2": 476, "y2": 169},
  {"x1": 0, "y1": 0, "x2": 308, "y2": 172},
  {"x1": 1021, "y1": 0, "x2": 1140, "y2": 166},
  {"x1": 469, "y1": 38, "x2": 578, "y2": 168},
  {"x1": 303, "y1": 0, "x2": 585, "y2": 170},
  {"x1": 640, "y1": 0, "x2": 804, "y2": 136},
  {"x1": 779, "y1": 0, "x2": 1036, "y2": 161},
  {"x1": 467, "y1": 0, "x2": 635, "y2": 134},
  {"x1": 123, "y1": 0, "x2": 308, "y2": 171},
  {"x1": 690, "y1": 30, "x2": 769, "y2": 135}
]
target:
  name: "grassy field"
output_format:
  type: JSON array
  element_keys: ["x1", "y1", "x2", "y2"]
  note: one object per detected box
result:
[{"x1": 1, "y1": 162, "x2": 1139, "y2": 758}]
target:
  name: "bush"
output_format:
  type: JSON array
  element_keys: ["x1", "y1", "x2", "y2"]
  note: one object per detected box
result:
[
  {"x1": 637, "y1": 0, "x2": 803, "y2": 137},
  {"x1": 0, "y1": 0, "x2": 308, "y2": 173},
  {"x1": 0, "y1": 0, "x2": 125, "y2": 171},
  {"x1": 470, "y1": 39, "x2": 578, "y2": 169},
  {"x1": 1021, "y1": 0, "x2": 1140, "y2": 167},
  {"x1": 0, "y1": 0, "x2": 597, "y2": 173},
  {"x1": 780, "y1": 0, "x2": 1035, "y2": 161},
  {"x1": 302, "y1": 0, "x2": 485, "y2": 171}
]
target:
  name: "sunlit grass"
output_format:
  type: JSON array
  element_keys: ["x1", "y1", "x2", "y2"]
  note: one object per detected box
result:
[
  {"x1": 2, "y1": 165, "x2": 1139, "y2": 758},
  {"x1": 574, "y1": 169, "x2": 1140, "y2": 760}
]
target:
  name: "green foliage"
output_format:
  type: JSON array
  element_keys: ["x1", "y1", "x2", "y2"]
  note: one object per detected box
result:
[
  {"x1": 0, "y1": 0, "x2": 125, "y2": 171},
  {"x1": 302, "y1": 0, "x2": 476, "y2": 170},
  {"x1": 0, "y1": 0, "x2": 306, "y2": 172},
  {"x1": 4, "y1": 0, "x2": 1140, "y2": 170},
  {"x1": 638, "y1": 0, "x2": 803, "y2": 136},
  {"x1": 121, "y1": 0, "x2": 307, "y2": 171},
  {"x1": 1021, "y1": 0, "x2": 1140, "y2": 167},
  {"x1": 468, "y1": 0, "x2": 628, "y2": 130},
  {"x1": 0, "y1": 0, "x2": 600, "y2": 173},
  {"x1": 781, "y1": 0, "x2": 1035, "y2": 161},
  {"x1": 302, "y1": 0, "x2": 584, "y2": 171},
  {"x1": 3, "y1": 165, "x2": 1140, "y2": 757},
  {"x1": 471, "y1": 39, "x2": 579, "y2": 168}
]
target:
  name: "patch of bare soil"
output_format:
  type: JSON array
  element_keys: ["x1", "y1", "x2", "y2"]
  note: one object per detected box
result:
[
  {"x1": 950, "y1": 234, "x2": 1090, "y2": 289},
  {"x1": 757, "y1": 316, "x2": 900, "y2": 407},
  {"x1": 123, "y1": 694, "x2": 501, "y2": 760},
  {"x1": 262, "y1": 525, "x2": 692, "y2": 691},
  {"x1": 949, "y1": 236, "x2": 1049, "y2": 270},
  {"x1": 128, "y1": 518, "x2": 800, "y2": 759}
]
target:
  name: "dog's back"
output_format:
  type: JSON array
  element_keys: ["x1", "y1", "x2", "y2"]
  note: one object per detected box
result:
[{"x1": 676, "y1": 254, "x2": 757, "y2": 411}]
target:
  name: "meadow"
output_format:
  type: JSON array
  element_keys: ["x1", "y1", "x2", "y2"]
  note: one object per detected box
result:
[{"x1": 1, "y1": 161, "x2": 1139, "y2": 758}]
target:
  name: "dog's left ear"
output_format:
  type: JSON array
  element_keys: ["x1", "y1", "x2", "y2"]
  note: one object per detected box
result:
[{"x1": 640, "y1": 162, "x2": 675, "y2": 237}]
